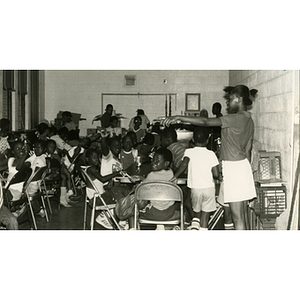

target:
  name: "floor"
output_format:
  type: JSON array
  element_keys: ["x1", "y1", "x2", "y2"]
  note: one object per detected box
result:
[
  {"x1": 18, "y1": 201, "x2": 225, "y2": 231},
  {"x1": 18, "y1": 193, "x2": 107, "y2": 230},
  {"x1": 17, "y1": 191, "x2": 225, "y2": 230}
]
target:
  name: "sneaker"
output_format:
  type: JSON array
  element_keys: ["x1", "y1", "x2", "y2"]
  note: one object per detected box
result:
[
  {"x1": 95, "y1": 212, "x2": 113, "y2": 230},
  {"x1": 187, "y1": 218, "x2": 201, "y2": 230},
  {"x1": 37, "y1": 209, "x2": 46, "y2": 218},
  {"x1": 12, "y1": 204, "x2": 26, "y2": 218},
  {"x1": 67, "y1": 190, "x2": 74, "y2": 197},
  {"x1": 119, "y1": 220, "x2": 129, "y2": 230}
]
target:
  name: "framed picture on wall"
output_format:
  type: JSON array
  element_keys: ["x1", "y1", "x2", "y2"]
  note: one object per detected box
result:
[{"x1": 185, "y1": 93, "x2": 200, "y2": 111}]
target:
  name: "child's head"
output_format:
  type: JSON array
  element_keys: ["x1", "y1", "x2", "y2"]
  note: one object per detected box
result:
[
  {"x1": 137, "y1": 109, "x2": 145, "y2": 115},
  {"x1": 46, "y1": 139, "x2": 56, "y2": 155},
  {"x1": 193, "y1": 127, "x2": 210, "y2": 146},
  {"x1": 122, "y1": 134, "x2": 133, "y2": 152},
  {"x1": 58, "y1": 127, "x2": 69, "y2": 141},
  {"x1": 142, "y1": 133, "x2": 154, "y2": 146},
  {"x1": 86, "y1": 148, "x2": 100, "y2": 166},
  {"x1": 200, "y1": 109, "x2": 209, "y2": 118},
  {"x1": 0, "y1": 118, "x2": 10, "y2": 134},
  {"x1": 105, "y1": 104, "x2": 113, "y2": 115},
  {"x1": 68, "y1": 129, "x2": 79, "y2": 141},
  {"x1": 228, "y1": 85, "x2": 252, "y2": 113},
  {"x1": 127, "y1": 131, "x2": 137, "y2": 147},
  {"x1": 80, "y1": 137, "x2": 92, "y2": 149},
  {"x1": 49, "y1": 125, "x2": 57, "y2": 137},
  {"x1": 110, "y1": 116, "x2": 119, "y2": 128},
  {"x1": 212, "y1": 102, "x2": 222, "y2": 116},
  {"x1": 34, "y1": 139, "x2": 46, "y2": 156},
  {"x1": 62, "y1": 111, "x2": 72, "y2": 123},
  {"x1": 161, "y1": 127, "x2": 177, "y2": 148},
  {"x1": 151, "y1": 122, "x2": 161, "y2": 134},
  {"x1": 36, "y1": 122, "x2": 50, "y2": 138},
  {"x1": 133, "y1": 116, "x2": 142, "y2": 129},
  {"x1": 109, "y1": 137, "x2": 121, "y2": 157},
  {"x1": 151, "y1": 148, "x2": 172, "y2": 172},
  {"x1": 12, "y1": 140, "x2": 27, "y2": 159}
]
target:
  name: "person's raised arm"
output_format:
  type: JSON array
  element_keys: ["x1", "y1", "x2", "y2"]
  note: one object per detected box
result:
[
  {"x1": 100, "y1": 131, "x2": 110, "y2": 157},
  {"x1": 163, "y1": 116, "x2": 222, "y2": 127},
  {"x1": 88, "y1": 166, "x2": 120, "y2": 184}
]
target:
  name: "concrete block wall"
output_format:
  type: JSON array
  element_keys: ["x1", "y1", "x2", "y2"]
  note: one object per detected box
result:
[
  {"x1": 229, "y1": 70, "x2": 297, "y2": 229},
  {"x1": 43, "y1": 70, "x2": 229, "y2": 134}
]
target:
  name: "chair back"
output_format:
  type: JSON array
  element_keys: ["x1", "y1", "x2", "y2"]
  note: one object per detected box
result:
[
  {"x1": 135, "y1": 180, "x2": 183, "y2": 202},
  {"x1": 5, "y1": 168, "x2": 32, "y2": 190},
  {"x1": 80, "y1": 167, "x2": 99, "y2": 195},
  {"x1": 24, "y1": 166, "x2": 48, "y2": 191}
]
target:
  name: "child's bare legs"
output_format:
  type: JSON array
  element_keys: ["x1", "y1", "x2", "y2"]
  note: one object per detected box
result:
[
  {"x1": 61, "y1": 164, "x2": 72, "y2": 191},
  {"x1": 128, "y1": 215, "x2": 135, "y2": 229},
  {"x1": 200, "y1": 211, "x2": 210, "y2": 229},
  {"x1": 59, "y1": 172, "x2": 71, "y2": 207},
  {"x1": 243, "y1": 201, "x2": 250, "y2": 230},
  {"x1": 229, "y1": 201, "x2": 247, "y2": 230}
]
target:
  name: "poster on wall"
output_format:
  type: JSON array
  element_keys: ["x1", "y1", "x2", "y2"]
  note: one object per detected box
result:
[{"x1": 185, "y1": 93, "x2": 200, "y2": 111}]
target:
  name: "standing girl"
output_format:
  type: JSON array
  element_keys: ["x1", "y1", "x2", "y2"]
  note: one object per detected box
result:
[{"x1": 164, "y1": 85, "x2": 256, "y2": 229}]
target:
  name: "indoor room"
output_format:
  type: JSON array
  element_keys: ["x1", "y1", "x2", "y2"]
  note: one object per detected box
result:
[{"x1": 0, "y1": 70, "x2": 299, "y2": 230}]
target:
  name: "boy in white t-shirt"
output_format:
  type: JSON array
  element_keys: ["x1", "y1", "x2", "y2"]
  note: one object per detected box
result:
[{"x1": 173, "y1": 127, "x2": 220, "y2": 230}]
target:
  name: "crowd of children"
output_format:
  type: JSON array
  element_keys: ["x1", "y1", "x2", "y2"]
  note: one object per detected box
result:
[{"x1": 1, "y1": 86, "x2": 258, "y2": 230}]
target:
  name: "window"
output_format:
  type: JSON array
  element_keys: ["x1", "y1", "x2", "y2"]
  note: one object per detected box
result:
[{"x1": 124, "y1": 75, "x2": 136, "y2": 86}]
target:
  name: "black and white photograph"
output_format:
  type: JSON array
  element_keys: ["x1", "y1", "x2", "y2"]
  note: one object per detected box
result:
[{"x1": 1, "y1": 1, "x2": 300, "y2": 300}]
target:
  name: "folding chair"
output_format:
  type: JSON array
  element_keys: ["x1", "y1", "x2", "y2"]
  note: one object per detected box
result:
[
  {"x1": 134, "y1": 181, "x2": 184, "y2": 230},
  {"x1": 7, "y1": 167, "x2": 49, "y2": 229},
  {"x1": 80, "y1": 167, "x2": 121, "y2": 230},
  {"x1": 21, "y1": 166, "x2": 51, "y2": 229},
  {"x1": 208, "y1": 204, "x2": 224, "y2": 230}
]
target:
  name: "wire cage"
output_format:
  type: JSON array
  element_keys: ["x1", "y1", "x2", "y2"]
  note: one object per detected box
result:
[
  {"x1": 255, "y1": 185, "x2": 287, "y2": 218},
  {"x1": 257, "y1": 151, "x2": 282, "y2": 183}
]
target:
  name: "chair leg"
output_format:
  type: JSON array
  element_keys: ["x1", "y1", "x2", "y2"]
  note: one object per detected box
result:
[
  {"x1": 134, "y1": 204, "x2": 137, "y2": 230},
  {"x1": 83, "y1": 198, "x2": 88, "y2": 230},
  {"x1": 27, "y1": 194, "x2": 37, "y2": 230},
  {"x1": 40, "y1": 194, "x2": 49, "y2": 222},
  {"x1": 105, "y1": 208, "x2": 121, "y2": 230},
  {"x1": 90, "y1": 196, "x2": 96, "y2": 230},
  {"x1": 180, "y1": 203, "x2": 184, "y2": 230},
  {"x1": 70, "y1": 174, "x2": 77, "y2": 196},
  {"x1": 42, "y1": 180, "x2": 52, "y2": 214}
]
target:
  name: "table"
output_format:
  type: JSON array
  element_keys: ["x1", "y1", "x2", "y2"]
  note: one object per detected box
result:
[{"x1": 114, "y1": 162, "x2": 187, "y2": 185}]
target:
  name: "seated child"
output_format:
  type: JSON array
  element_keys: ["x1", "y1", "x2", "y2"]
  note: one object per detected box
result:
[
  {"x1": 59, "y1": 137, "x2": 91, "y2": 206},
  {"x1": 68, "y1": 129, "x2": 80, "y2": 147},
  {"x1": 100, "y1": 134, "x2": 123, "y2": 176},
  {"x1": 25, "y1": 139, "x2": 48, "y2": 217},
  {"x1": 62, "y1": 111, "x2": 77, "y2": 132},
  {"x1": 45, "y1": 139, "x2": 62, "y2": 184},
  {"x1": 151, "y1": 122, "x2": 161, "y2": 150},
  {"x1": 35, "y1": 122, "x2": 50, "y2": 141},
  {"x1": 106, "y1": 116, "x2": 122, "y2": 139},
  {"x1": 0, "y1": 118, "x2": 11, "y2": 172},
  {"x1": 129, "y1": 116, "x2": 145, "y2": 144},
  {"x1": 5, "y1": 140, "x2": 31, "y2": 202},
  {"x1": 85, "y1": 148, "x2": 121, "y2": 229},
  {"x1": 127, "y1": 148, "x2": 176, "y2": 229},
  {"x1": 172, "y1": 127, "x2": 220, "y2": 230},
  {"x1": 50, "y1": 127, "x2": 72, "y2": 156},
  {"x1": 120, "y1": 134, "x2": 138, "y2": 170},
  {"x1": 126, "y1": 131, "x2": 138, "y2": 149},
  {"x1": 136, "y1": 133, "x2": 155, "y2": 163}
]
